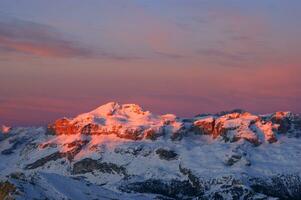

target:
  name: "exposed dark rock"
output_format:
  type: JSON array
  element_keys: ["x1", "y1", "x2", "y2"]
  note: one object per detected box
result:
[
  {"x1": 0, "y1": 181, "x2": 16, "y2": 200},
  {"x1": 213, "y1": 121, "x2": 232, "y2": 140},
  {"x1": 202, "y1": 176, "x2": 264, "y2": 200},
  {"x1": 119, "y1": 179, "x2": 201, "y2": 199},
  {"x1": 179, "y1": 164, "x2": 204, "y2": 193},
  {"x1": 45, "y1": 125, "x2": 56, "y2": 135},
  {"x1": 267, "y1": 135, "x2": 278, "y2": 144},
  {"x1": 117, "y1": 128, "x2": 144, "y2": 140},
  {"x1": 178, "y1": 168, "x2": 287, "y2": 199},
  {"x1": 156, "y1": 148, "x2": 178, "y2": 161},
  {"x1": 93, "y1": 162, "x2": 127, "y2": 175},
  {"x1": 1, "y1": 139, "x2": 24, "y2": 155},
  {"x1": 64, "y1": 140, "x2": 89, "y2": 161},
  {"x1": 144, "y1": 129, "x2": 157, "y2": 140},
  {"x1": 171, "y1": 125, "x2": 190, "y2": 140},
  {"x1": 250, "y1": 174, "x2": 301, "y2": 200},
  {"x1": 205, "y1": 184, "x2": 255, "y2": 200},
  {"x1": 25, "y1": 151, "x2": 64, "y2": 170},
  {"x1": 25, "y1": 140, "x2": 89, "y2": 169},
  {"x1": 80, "y1": 123, "x2": 110, "y2": 135},
  {"x1": 114, "y1": 145, "x2": 151, "y2": 157},
  {"x1": 271, "y1": 112, "x2": 292, "y2": 134},
  {"x1": 9, "y1": 172, "x2": 26, "y2": 181},
  {"x1": 264, "y1": 112, "x2": 301, "y2": 137},
  {"x1": 72, "y1": 158, "x2": 127, "y2": 176},
  {"x1": 144, "y1": 128, "x2": 163, "y2": 140},
  {"x1": 72, "y1": 158, "x2": 99, "y2": 174},
  {"x1": 224, "y1": 154, "x2": 242, "y2": 166}
]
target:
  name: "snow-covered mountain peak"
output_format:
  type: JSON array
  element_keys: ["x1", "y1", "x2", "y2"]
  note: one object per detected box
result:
[
  {"x1": 75, "y1": 102, "x2": 152, "y2": 121},
  {"x1": 89, "y1": 101, "x2": 121, "y2": 116},
  {"x1": 45, "y1": 102, "x2": 301, "y2": 146},
  {"x1": 87, "y1": 102, "x2": 149, "y2": 115},
  {"x1": 48, "y1": 102, "x2": 176, "y2": 140},
  {"x1": 1, "y1": 104, "x2": 301, "y2": 199}
]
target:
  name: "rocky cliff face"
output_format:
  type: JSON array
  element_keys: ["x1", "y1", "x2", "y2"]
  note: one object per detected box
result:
[
  {"x1": 1, "y1": 102, "x2": 301, "y2": 199},
  {"x1": 48, "y1": 102, "x2": 301, "y2": 145},
  {"x1": 47, "y1": 102, "x2": 181, "y2": 140}
]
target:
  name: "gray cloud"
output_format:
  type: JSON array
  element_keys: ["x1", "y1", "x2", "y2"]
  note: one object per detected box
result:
[
  {"x1": 197, "y1": 49, "x2": 255, "y2": 61},
  {"x1": 0, "y1": 16, "x2": 166, "y2": 61},
  {"x1": 0, "y1": 16, "x2": 94, "y2": 58}
]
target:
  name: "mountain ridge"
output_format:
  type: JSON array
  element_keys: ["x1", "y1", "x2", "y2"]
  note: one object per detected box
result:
[
  {"x1": 45, "y1": 102, "x2": 301, "y2": 145},
  {"x1": 1, "y1": 102, "x2": 301, "y2": 199}
]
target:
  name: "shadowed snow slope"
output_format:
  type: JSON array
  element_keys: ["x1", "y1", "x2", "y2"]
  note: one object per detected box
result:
[{"x1": 1, "y1": 102, "x2": 301, "y2": 199}]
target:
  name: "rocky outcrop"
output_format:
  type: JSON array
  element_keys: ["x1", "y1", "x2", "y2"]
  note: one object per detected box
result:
[
  {"x1": 1, "y1": 140, "x2": 23, "y2": 155},
  {"x1": 72, "y1": 158, "x2": 127, "y2": 176},
  {"x1": 204, "y1": 177, "x2": 256, "y2": 200},
  {"x1": 25, "y1": 140, "x2": 89, "y2": 169},
  {"x1": 25, "y1": 151, "x2": 64, "y2": 169},
  {"x1": 269, "y1": 112, "x2": 301, "y2": 137},
  {"x1": 120, "y1": 175, "x2": 288, "y2": 199},
  {"x1": 178, "y1": 167, "x2": 301, "y2": 200},
  {"x1": 119, "y1": 179, "x2": 201, "y2": 199},
  {"x1": 46, "y1": 110, "x2": 286, "y2": 145},
  {"x1": 47, "y1": 118, "x2": 81, "y2": 135},
  {"x1": 250, "y1": 174, "x2": 301, "y2": 200},
  {"x1": 46, "y1": 102, "x2": 169, "y2": 140},
  {"x1": 48, "y1": 118, "x2": 166, "y2": 141},
  {"x1": 45, "y1": 103, "x2": 300, "y2": 146},
  {"x1": 114, "y1": 145, "x2": 152, "y2": 157},
  {"x1": 193, "y1": 117, "x2": 215, "y2": 135},
  {"x1": 192, "y1": 112, "x2": 284, "y2": 145},
  {"x1": 156, "y1": 148, "x2": 178, "y2": 161},
  {"x1": 179, "y1": 164, "x2": 204, "y2": 193},
  {"x1": 0, "y1": 181, "x2": 16, "y2": 200},
  {"x1": 1, "y1": 135, "x2": 30, "y2": 155}
]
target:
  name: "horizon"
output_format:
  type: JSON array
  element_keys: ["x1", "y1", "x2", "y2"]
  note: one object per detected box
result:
[{"x1": 1, "y1": 0, "x2": 301, "y2": 126}]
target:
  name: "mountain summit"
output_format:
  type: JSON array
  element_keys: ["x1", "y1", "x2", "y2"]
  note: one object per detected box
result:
[
  {"x1": 1, "y1": 103, "x2": 301, "y2": 199},
  {"x1": 47, "y1": 102, "x2": 300, "y2": 145}
]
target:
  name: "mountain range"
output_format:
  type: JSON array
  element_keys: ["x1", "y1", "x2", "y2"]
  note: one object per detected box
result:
[{"x1": 1, "y1": 102, "x2": 301, "y2": 200}]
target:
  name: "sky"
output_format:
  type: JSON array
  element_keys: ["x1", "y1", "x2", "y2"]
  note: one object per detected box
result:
[{"x1": 0, "y1": 0, "x2": 301, "y2": 126}]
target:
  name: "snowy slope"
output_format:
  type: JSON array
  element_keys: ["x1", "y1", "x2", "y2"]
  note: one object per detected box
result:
[{"x1": 1, "y1": 102, "x2": 301, "y2": 199}]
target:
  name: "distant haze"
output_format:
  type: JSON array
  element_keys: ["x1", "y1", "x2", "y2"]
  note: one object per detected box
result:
[{"x1": 0, "y1": 0, "x2": 300, "y2": 126}]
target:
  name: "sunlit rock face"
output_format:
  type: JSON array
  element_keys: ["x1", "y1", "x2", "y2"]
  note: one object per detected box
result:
[
  {"x1": 2, "y1": 102, "x2": 301, "y2": 199},
  {"x1": 193, "y1": 112, "x2": 280, "y2": 145},
  {"x1": 48, "y1": 102, "x2": 181, "y2": 140},
  {"x1": 48, "y1": 102, "x2": 301, "y2": 146}
]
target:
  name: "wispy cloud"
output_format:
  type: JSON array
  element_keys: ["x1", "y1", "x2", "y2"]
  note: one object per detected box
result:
[
  {"x1": 0, "y1": 17, "x2": 93, "y2": 58},
  {"x1": 197, "y1": 49, "x2": 254, "y2": 62},
  {"x1": 0, "y1": 16, "x2": 179, "y2": 61}
]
